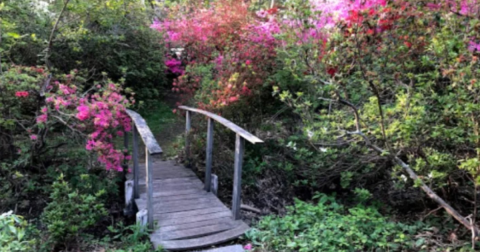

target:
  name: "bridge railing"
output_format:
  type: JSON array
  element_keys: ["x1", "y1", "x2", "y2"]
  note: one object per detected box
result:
[
  {"x1": 178, "y1": 106, "x2": 263, "y2": 220},
  {"x1": 124, "y1": 109, "x2": 162, "y2": 229}
]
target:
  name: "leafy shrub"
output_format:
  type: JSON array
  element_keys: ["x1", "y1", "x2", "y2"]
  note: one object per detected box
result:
[
  {"x1": 50, "y1": 0, "x2": 167, "y2": 104},
  {"x1": 41, "y1": 173, "x2": 107, "y2": 249},
  {"x1": 152, "y1": 0, "x2": 279, "y2": 111},
  {"x1": 100, "y1": 222, "x2": 160, "y2": 252},
  {"x1": 0, "y1": 211, "x2": 37, "y2": 252},
  {"x1": 247, "y1": 193, "x2": 426, "y2": 251}
]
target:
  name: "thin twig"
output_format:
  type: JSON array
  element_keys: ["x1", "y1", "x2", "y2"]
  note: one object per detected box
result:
[{"x1": 45, "y1": 0, "x2": 70, "y2": 70}]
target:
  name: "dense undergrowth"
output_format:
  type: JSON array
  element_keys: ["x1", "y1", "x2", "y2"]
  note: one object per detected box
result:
[
  {"x1": 0, "y1": 0, "x2": 166, "y2": 251},
  {"x1": 4, "y1": 0, "x2": 480, "y2": 251},
  {"x1": 157, "y1": 0, "x2": 480, "y2": 250}
]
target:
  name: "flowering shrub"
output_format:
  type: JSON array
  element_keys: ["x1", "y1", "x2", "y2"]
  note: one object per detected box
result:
[
  {"x1": 154, "y1": 0, "x2": 480, "y2": 239},
  {"x1": 44, "y1": 76, "x2": 133, "y2": 171},
  {"x1": 0, "y1": 65, "x2": 132, "y2": 171},
  {"x1": 151, "y1": 0, "x2": 279, "y2": 110},
  {"x1": 270, "y1": 0, "x2": 480, "y2": 236}
]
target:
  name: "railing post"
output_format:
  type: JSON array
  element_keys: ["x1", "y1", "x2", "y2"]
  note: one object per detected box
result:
[
  {"x1": 185, "y1": 110, "x2": 191, "y2": 161},
  {"x1": 122, "y1": 130, "x2": 129, "y2": 176},
  {"x1": 232, "y1": 134, "x2": 245, "y2": 220},
  {"x1": 146, "y1": 148, "x2": 154, "y2": 229},
  {"x1": 205, "y1": 118, "x2": 214, "y2": 191},
  {"x1": 132, "y1": 126, "x2": 140, "y2": 199}
]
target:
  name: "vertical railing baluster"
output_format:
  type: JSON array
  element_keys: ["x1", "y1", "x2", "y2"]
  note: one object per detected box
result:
[
  {"x1": 146, "y1": 148, "x2": 154, "y2": 229},
  {"x1": 132, "y1": 126, "x2": 140, "y2": 199},
  {"x1": 205, "y1": 118, "x2": 214, "y2": 191},
  {"x1": 185, "y1": 111, "x2": 191, "y2": 161},
  {"x1": 232, "y1": 134, "x2": 245, "y2": 220},
  {"x1": 123, "y1": 130, "x2": 129, "y2": 172}
]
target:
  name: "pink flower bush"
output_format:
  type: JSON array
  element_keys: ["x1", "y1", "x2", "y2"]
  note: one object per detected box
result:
[
  {"x1": 165, "y1": 58, "x2": 184, "y2": 75},
  {"x1": 150, "y1": 1, "x2": 279, "y2": 110},
  {"x1": 45, "y1": 77, "x2": 132, "y2": 171}
]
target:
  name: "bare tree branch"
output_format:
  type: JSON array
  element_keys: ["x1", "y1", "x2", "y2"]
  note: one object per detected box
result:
[{"x1": 45, "y1": 0, "x2": 70, "y2": 70}]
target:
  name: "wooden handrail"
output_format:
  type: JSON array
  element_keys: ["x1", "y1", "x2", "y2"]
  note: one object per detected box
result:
[
  {"x1": 125, "y1": 109, "x2": 162, "y2": 229},
  {"x1": 125, "y1": 109, "x2": 163, "y2": 154},
  {"x1": 178, "y1": 106, "x2": 263, "y2": 220},
  {"x1": 178, "y1": 106, "x2": 263, "y2": 144}
]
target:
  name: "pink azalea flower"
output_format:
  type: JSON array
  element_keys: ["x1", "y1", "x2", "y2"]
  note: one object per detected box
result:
[
  {"x1": 36, "y1": 114, "x2": 48, "y2": 123},
  {"x1": 76, "y1": 105, "x2": 90, "y2": 121},
  {"x1": 15, "y1": 91, "x2": 29, "y2": 98},
  {"x1": 244, "y1": 243, "x2": 253, "y2": 250},
  {"x1": 30, "y1": 135, "x2": 38, "y2": 141},
  {"x1": 256, "y1": 10, "x2": 267, "y2": 18},
  {"x1": 468, "y1": 40, "x2": 480, "y2": 52}
]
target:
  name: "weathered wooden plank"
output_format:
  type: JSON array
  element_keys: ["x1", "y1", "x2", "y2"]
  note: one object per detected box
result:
[
  {"x1": 154, "y1": 223, "x2": 250, "y2": 250},
  {"x1": 205, "y1": 118, "x2": 214, "y2": 192},
  {"x1": 137, "y1": 189, "x2": 207, "y2": 201},
  {"x1": 158, "y1": 217, "x2": 235, "y2": 232},
  {"x1": 156, "y1": 176, "x2": 202, "y2": 183},
  {"x1": 139, "y1": 179, "x2": 202, "y2": 188},
  {"x1": 159, "y1": 222, "x2": 239, "y2": 241},
  {"x1": 158, "y1": 211, "x2": 233, "y2": 226},
  {"x1": 137, "y1": 192, "x2": 215, "y2": 210},
  {"x1": 156, "y1": 206, "x2": 229, "y2": 220},
  {"x1": 136, "y1": 166, "x2": 196, "y2": 176},
  {"x1": 178, "y1": 106, "x2": 263, "y2": 144},
  {"x1": 136, "y1": 169, "x2": 195, "y2": 177},
  {"x1": 125, "y1": 109, "x2": 162, "y2": 154},
  {"x1": 153, "y1": 191, "x2": 211, "y2": 203},
  {"x1": 137, "y1": 163, "x2": 194, "y2": 172},
  {"x1": 148, "y1": 180, "x2": 203, "y2": 189},
  {"x1": 138, "y1": 184, "x2": 202, "y2": 195},
  {"x1": 137, "y1": 196, "x2": 222, "y2": 213},
  {"x1": 157, "y1": 200, "x2": 224, "y2": 214},
  {"x1": 153, "y1": 188, "x2": 205, "y2": 197},
  {"x1": 232, "y1": 134, "x2": 245, "y2": 220},
  {"x1": 133, "y1": 126, "x2": 140, "y2": 198}
]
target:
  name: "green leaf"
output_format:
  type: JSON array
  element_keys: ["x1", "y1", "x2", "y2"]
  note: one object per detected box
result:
[{"x1": 6, "y1": 32, "x2": 21, "y2": 39}]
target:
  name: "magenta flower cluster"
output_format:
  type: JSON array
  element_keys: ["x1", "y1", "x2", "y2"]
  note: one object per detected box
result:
[{"x1": 40, "y1": 79, "x2": 132, "y2": 171}]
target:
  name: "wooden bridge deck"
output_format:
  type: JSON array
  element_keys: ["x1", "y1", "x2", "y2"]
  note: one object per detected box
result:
[{"x1": 128, "y1": 159, "x2": 249, "y2": 251}]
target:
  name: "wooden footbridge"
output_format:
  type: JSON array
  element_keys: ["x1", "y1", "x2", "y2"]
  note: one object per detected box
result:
[{"x1": 123, "y1": 106, "x2": 263, "y2": 251}]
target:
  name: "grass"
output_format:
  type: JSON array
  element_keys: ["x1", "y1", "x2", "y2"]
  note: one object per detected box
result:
[
  {"x1": 138, "y1": 102, "x2": 182, "y2": 158},
  {"x1": 138, "y1": 102, "x2": 176, "y2": 134}
]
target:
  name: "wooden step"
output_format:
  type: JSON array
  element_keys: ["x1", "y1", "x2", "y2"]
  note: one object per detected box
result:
[
  {"x1": 152, "y1": 223, "x2": 250, "y2": 251},
  {"x1": 154, "y1": 220, "x2": 243, "y2": 240}
]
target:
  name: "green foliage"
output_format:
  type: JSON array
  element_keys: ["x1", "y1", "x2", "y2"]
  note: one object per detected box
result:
[
  {"x1": 41, "y1": 173, "x2": 108, "y2": 249},
  {"x1": 99, "y1": 222, "x2": 161, "y2": 252},
  {"x1": 0, "y1": 211, "x2": 37, "y2": 252},
  {"x1": 50, "y1": 0, "x2": 167, "y2": 104},
  {"x1": 247, "y1": 193, "x2": 426, "y2": 252},
  {"x1": 0, "y1": 0, "x2": 50, "y2": 65}
]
